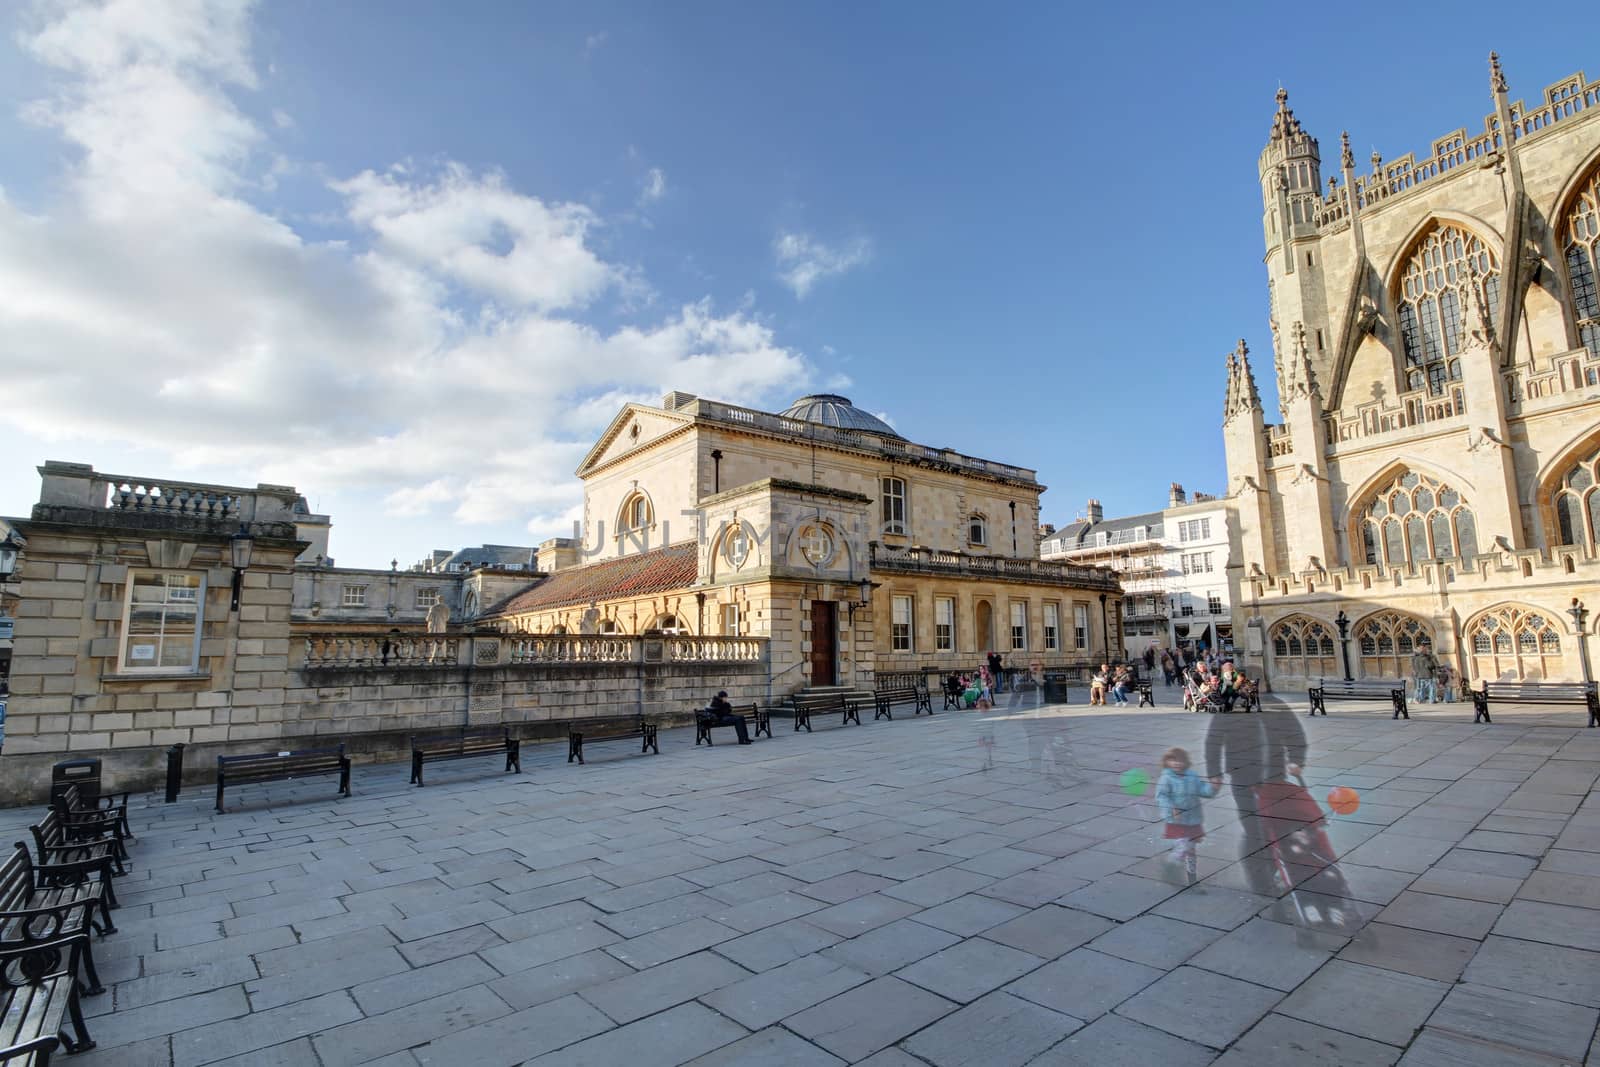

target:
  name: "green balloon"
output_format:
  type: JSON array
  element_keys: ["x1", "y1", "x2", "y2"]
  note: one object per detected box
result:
[{"x1": 1120, "y1": 768, "x2": 1149, "y2": 796}]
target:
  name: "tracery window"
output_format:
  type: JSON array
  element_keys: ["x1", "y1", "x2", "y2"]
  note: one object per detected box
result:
[
  {"x1": 1354, "y1": 611, "x2": 1433, "y2": 679},
  {"x1": 1269, "y1": 616, "x2": 1338, "y2": 678},
  {"x1": 1357, "y1": 470, "x2": 1478, "y2": 566},
  {"x1": 1552, "y1": 443, "x2": 1600, "y2": 552},
  {"x1": 1563, "y1": 170, "x2": 1600, "y2": 359},
  {"x1": 1466, "y1": 606, "x2": 1563, "y2": 681},
  {"x1": 1395, "y1": 225, "x2": 1500, "y2": 398}
]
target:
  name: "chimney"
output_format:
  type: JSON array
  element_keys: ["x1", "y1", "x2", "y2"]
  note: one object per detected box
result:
[
  {"x1": 661, "y1": 390, "x2": 697, "y2": 411},
  {"x1": 1169, "y1": 482, "x2": 1186, "y2": 506},
  {"x1": 1038, "y1": 523, "x2": 1056, "y2": 539},
  {"x1": 1086, "y1": 499, "x2": 1103, "y2": 523}
]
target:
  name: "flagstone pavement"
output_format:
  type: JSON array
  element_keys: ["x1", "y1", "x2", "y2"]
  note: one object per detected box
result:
[{"x1": 6, "y1": 694, "x2": 1598, "y2": 1066}]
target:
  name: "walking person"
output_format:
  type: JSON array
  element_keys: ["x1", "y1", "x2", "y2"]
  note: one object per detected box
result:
[
  {"x1": 987, "y1": 650, "x2": 1005, "y2": 694},
  {"x1": 1156, "y1": 747, "x2": 1217, "y2": 884},
  {"x1": 1411, "y1": 640, "x2": 1440, "y2": 704},
  {"x1": 1205, "y1": 704, "x2": 1308, "y2": 897},
  {"x1": 702, "y1": 690, "x2": 751, "y2": 744}
]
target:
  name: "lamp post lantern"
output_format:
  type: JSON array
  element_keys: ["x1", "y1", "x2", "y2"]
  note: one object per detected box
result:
[
  {"x1": 1569, "y1": 598, "x2": 1592, "y2": 684},
  {"x1": 229, "y1": 525, "x2": 255, "y2": 612},
  {"x1": 1334, "y1": 609, "x2": 1353, "y2": 681}
]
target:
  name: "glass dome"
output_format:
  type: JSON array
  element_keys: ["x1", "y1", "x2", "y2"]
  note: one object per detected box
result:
[{"x1": 779, "y1": 394, "x2": 901, "y2": 438}]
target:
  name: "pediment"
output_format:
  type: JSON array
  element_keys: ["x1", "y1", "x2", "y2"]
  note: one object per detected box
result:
[{"x1": 576, "y1": 404, "x2": 695, "y2": 477}]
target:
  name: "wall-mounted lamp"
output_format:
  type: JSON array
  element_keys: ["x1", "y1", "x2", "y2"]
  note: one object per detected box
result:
[
  {"x1": 229, "y1": 525, "x2": 255, "y2": 612},
  {"x1": 846, "y1": 577, "x2": 874, "y2": 622},
  {"x1": 0, "y1": 530, "x2": 20, "y2": 581}
]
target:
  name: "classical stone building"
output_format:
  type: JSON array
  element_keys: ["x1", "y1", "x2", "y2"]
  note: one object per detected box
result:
[
  {"x1": 484, "y1": 392, "x2": 1121, "y2": 686},
  {"x1": 1225, "y1": 55, "x2": 1600, "y2": 692}
]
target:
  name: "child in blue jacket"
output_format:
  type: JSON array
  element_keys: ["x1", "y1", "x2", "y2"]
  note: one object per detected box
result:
[{"x1": 1155, "y1": 746, "x2": 1216, "y2": 884}]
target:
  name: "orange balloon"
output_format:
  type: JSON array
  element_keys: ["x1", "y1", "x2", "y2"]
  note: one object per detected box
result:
[{"x1": 1327, "y1": 786, "x2": 1360, "y2": 816}]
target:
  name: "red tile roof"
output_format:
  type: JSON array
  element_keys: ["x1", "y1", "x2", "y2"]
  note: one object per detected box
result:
[{"x1": 486, "y1": 542, "x2": 699, "y2": 616}]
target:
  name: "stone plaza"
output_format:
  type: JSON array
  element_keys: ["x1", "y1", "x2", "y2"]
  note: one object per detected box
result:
[{"x1": 7, "y1": 695, "x2": 1596, "y2": 1066}]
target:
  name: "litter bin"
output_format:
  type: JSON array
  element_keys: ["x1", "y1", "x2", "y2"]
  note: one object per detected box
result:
[
  {"x1": 1043, "y1": 674, "x2": 1072, "y2": 705},
  {"x1": 51, "y1": 757, "x2": 102, "y2": 806},
  {"x1": 165, "y1": 743, "x2": 186, "y2": 803}
]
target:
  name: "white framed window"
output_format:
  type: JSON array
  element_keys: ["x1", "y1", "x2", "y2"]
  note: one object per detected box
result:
[
  {"x1": 1043, "y1": 602, "x2": 1060, "y2": 650},
  {"x1": 934, "y1": 596, "x2": 955, "y2": 652},
  {"x1": 1178, "y1": 518, "x2": 1212, "y2": 543},
  {"x1": 968, "y1": 514, "x2": 987, "y2": 546},
  {"x1": 1181, "y1": 552, "x2": 1214, "y2": 575},
  {"x1": 415, "y1": 587, "x2": 441, "y2": 609},
  {"x1": 1073, "y1": 604, "x2": 1089, "y2": 649},
  {"x1": 891, "y1": 595, "x2": 913, "y2": 651},
  {"x1": 725, "y1": 525, "x2": 749, "y2": 567},
  {"x1": 881, "y1": 477, "x2": 907, "y2": 535},
  {"x1": 652, "y1": 613, "x2": 684, "y2": 634},
  {"x1": 120, "y1": 571, "x2": 204, "y2": 672},
  {"x1": 722, "y1": 603, "x2": 741, "y2": 635},
  {"x1": 620, "y1": 493, "x2": 652, "y2": 532},
  {"x1": 1010, "y1": 602, "x2": 1027, "y2": 651},
  {"x1": 342, "y1": 584, "x2": 367, "y2": 607},
  {"x1": 1208, "y1": 593, "x2": 1223, "y2": 615}
]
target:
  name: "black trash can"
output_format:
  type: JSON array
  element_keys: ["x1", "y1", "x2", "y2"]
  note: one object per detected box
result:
[
  {"x1": 1043, "y1": 674, "x2": 1072, "y2": 705},
  {"x1": 51, "y1": 757, "x2": 102, "y2": 806}
]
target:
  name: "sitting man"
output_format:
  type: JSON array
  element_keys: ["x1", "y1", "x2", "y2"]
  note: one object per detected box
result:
[{"x1": 703, "y1": 690, "x2": 751, "y2": 744}]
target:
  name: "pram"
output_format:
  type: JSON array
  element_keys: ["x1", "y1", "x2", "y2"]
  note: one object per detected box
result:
[
  {"x1": 1253, "y1": 775, "x2": 1363, "y2": 938},
  {"x1": 1183, "y1": 668, "x2": 1258, "y2": 713}
]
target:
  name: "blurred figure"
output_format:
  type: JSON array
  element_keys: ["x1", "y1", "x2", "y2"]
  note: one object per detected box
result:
[{"x1": 1156, "y1": 746, "x2": 1217, "y2": 884}]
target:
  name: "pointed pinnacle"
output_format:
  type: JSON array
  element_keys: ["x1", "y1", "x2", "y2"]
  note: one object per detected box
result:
[{"x1": 1490, "y1": 52, "x2": 1508, "y2": 94}]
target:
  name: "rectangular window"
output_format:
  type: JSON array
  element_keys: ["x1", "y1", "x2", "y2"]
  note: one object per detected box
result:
[
  {"x1": 891, "y1": 595, "x2": 913, "y2": 652},
  {"x1": 1010, "y1": 602, "x2": 1027, "y2": 651},
  {"x1": 934, "y1": 596, "x2": 955, "y2": 652},
  {"x1": 1074, "y1": 604, "x2": 1088, "y2": 649},
  {"x1": 1043, "y1": 603, "x2": 1060, "y2": 650},
  {"x1": 1208, "y1": 593, "x2": 1223, "y2": 615},
  {"x1": 415, "y1": 587, "x2": 441, "y2": 609},
  {"x1": 120, "y1": 571, "x2": 203, "y2": 672},
  {"x1": 722, "y1": 603, "x2": 741, "y2": 635},
  {"x1": 342, "y1": 585, "x2": 367, "y2": 607},
  {"x1": 968, "y1": 516, "x2": 986, "y2": 545},
  {"x1": 881, "y1": 477, "x2": 907, "y2": 535}
]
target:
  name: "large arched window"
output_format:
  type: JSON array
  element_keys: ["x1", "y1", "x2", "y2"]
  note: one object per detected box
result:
[
  {"x1": 1563, "y1": 169, "x2": 1600, "y2": 359},
  {"x1": 619, "y1": 492, "x2": 652, "y2": 532},
  {"x1": 1269, "y1": 616, "x2": 1338, "y2": 679},
  {"x1": 1395, "y1": 225, "x2": 1501, "y2": 397},
  {"x1": 1552, "y1": 442, "x2": 1600, "y2": 552},
  {"x1": 650, "y1": 614, "x2": 684, "y2": 634},
  {"x1": 1465, "y1": 606, "x2": 1563, "y2": 681},
  {"x1": 1357, "y1": 470, "x2": 1478, "y2": 566},
  {"x1": 1354, "y1": 611, "x2": 1433, "y2": 679}
]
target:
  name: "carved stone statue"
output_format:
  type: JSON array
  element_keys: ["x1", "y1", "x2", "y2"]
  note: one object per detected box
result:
[
  {"x1": 578, "y1": 604, "x2": 600, "y2": 635},
  {"x1": 425, "y1": 601, "x2": 449, "y2": 634}
]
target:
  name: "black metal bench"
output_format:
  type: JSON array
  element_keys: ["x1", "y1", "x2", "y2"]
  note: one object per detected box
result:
[
  {"x1": 409, "y1": 726, "x2": 521, "y2": 786},
  {"x1": 1, "y1": 844, "x2": 110, "y2": 999},
  {"x1": 49, "y1": 786, "x2": 131, "y2": 866},
  {"x1": 1136, "y1": 681, "x2": 1155, "y2": 708},
  {"x1": 215, "y1": 745, "x2": 351, "y2": 813},
  {"x1": 694, "y1": 703, "x2": 768, "y2": 745},
  {"x1": 790, "y1": 691, "x2": 860, "y2": 732},
  {"x1": 1308, "y1": 679, "x2": 1409, "y2": 719},
  {"x1": 873, "y1": 686, "x2": 932, "y2": 720},
  {"x1": 49, "y1": 783, "x2": 131, "y2": 851},
  {"x1": 942, "y1": 678, "x2": 967, "y2": 710},
  {"x1": 568, "y1": 716, "x2": 659, "y2": 764},
  {"x1": 1471, "y1": 680, "x2": 1600, "y2": 726},
  {"x1": 0, "y1": 938, "x2": 96, "y2": 1062},
  {"x1": 27, "y1": 813, "x2": 123, "y2": 886}
]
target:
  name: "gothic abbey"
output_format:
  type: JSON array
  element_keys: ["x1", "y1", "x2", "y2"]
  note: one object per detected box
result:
[{"x1": 1225, "y1": 54, "x2": 1600, "y2": 691}]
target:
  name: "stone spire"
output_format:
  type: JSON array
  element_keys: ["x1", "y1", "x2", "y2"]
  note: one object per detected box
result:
[
  {"x1": 1340, "y1": 131, "x2": 1355, "y2": 171},
  {"x1": 1490, "y1": 51, "x2": 1508, "y2": 94},
  {"x1": 1270, "y1": 87, "x2": 1302, "y2": 142},
  {"x1": 1285, "y1": 322, "x2": 1320, "y2": 401},
  {"x1": 1236, "y1": 339, "x2": 1262, "y2": 413},
  {"x1": 1223, "y1": 351, "x2": 1240, "y2": 421}
]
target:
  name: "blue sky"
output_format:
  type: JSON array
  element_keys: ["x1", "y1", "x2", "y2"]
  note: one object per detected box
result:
[{"x1": 0, "y1": 1, "x2": 1588, "y2": 566}]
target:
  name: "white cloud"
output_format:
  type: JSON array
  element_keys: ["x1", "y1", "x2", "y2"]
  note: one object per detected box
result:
[
  {"x1": 0, "y1": 0, "x2": 812, "y2": 565},
  {"x1": 773, "y1": 231, "x2": 871, "y2": 298},
  {"x1": 583, "y1": 31, "x2": 608, "y2": 57},
  {"x1": 639, "y1": 166, "x2": 666, "y2": 205}
]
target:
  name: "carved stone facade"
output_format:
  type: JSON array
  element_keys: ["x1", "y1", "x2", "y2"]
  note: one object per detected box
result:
[{"x1": 1225, "y1": 57, "x2": 1600, "y2": 692}]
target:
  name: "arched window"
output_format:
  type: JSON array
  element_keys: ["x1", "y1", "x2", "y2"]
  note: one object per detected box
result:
[
  {"x1": 1268, "y1": 616, "x2": 1339, "y2": 679},
  {"x1": 968, "y1": 514, "x2": 988, "y2": 546},
  {"x1": 651, "y1": 614, "x2": 684, "y2": 634},
  {"x1": 1562, "y1": 169, "x2": 1600, "y2": 359},
  {"x1": 1465, "y1": 606, "x2": 1563, "y2": 681},
  {"x1": 596, "y1": 619, "x2": 619, "y2": 635},
  {"x1": 462, "y1": 590, "x2": 479, "y2": 617},
  {"x1": 1357, "y1": 470, "x2": 1478, "y2": 566},
  {"x1": 1354, "y1": 611, "x2": 1433, "y2": 679},
  {"x1": 723, "y1": 524, "x2": 750, "y2": 567},
  {"x1": 619, "y1": 493, "x2": 652, "y2": 532},
  {"x1": 1552, "y1": 442, "x2": 1600, "y2": 552},
  {"x1": 1395, "y1": 225, "x2": 1500, "y2": 398}
]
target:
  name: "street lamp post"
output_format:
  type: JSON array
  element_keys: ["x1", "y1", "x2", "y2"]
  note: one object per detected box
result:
[
  {"x1": 1334, "y1": 609, "x2": 1353, "y2": 682},
  {"x1": 1569, "y1": 598, "x2": 1592, "y2": 684},
  {"x1": 1099, "y1": 592, "x2": 1111, "y2": 664}
]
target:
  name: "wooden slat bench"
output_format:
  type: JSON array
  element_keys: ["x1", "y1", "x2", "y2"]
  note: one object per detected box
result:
[
  {"x1": 568, "y1": 716, "x2": 659, "y2": 764},
  {"x1": 873, "y1": 686, "x2": 932, "y2": 720},
  {"x1": 694, "y1": 704, "x2": 768, "y2": 745},
  {"x1": 0, "y1": 938, "x2": 96, "y2": 1062},
  {"x1": 48, "y1": 785, "x2": 131, "y2": 852},
  {"x1": 1, "y1": 845, "x2": 109, "y2": 998},
  {"x1": 215, "y1": 746, "x2": 351, "y2": 814},
  {"x1": 791, "y1": 692, "x2": 860, "y2": 732},
  {"x1": 49, "y1": 786, "x2": 131, "y2": 866},
  {"x1": 1308, "y1": 679, "x2": 1409, "y2": 720},
  {"x1": 1471, "y1": 681, "x2": 1600, "y2": 726},
  {"x1": 409, "y1": 726, "x2": 521, "y2": 786}
]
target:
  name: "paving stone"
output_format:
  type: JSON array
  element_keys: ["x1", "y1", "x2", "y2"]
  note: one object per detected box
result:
[
  {"x1": 578, "y1": 949, "x2": 749, "y2": 1024},
  {"x1": 1154, "y1": 886, "x2": 1279, "y2": 931},
  {"x1": 709, "y1": 890, "x2": 826, "y2": 933},
  {"x1": 1274, "y1": 959, "x2": 1446, "y2": 1046},
  {"x1": 245, "y1": 945, "x2": 410, "y2": 1010},
  {"x1": 352, "y1": 953, "x2": 504, "y2": 1015},
  {"x1": 1432, "y1": 848, "x2": 1538, "y2": 880},
  {"x1": 254, "y1": 925, "x2": 399, "y2": 978},
  {"x1": 1117, "y1": 966, "x2": 1282, "y2": 1049},
  {"x1": 72, "y1": 1033, "x2": 174, "y2": 1067},
  {"x1": 98, "y1": 956, "x2": 259, "y2": 1015},
  {"x1": 981, "y1": 903, "x2": 1113, "y2": 959},
  {"x1": 1212, "y1": 1013, "x2": 1400, "y2": 1067},
  {"x1": 525, "y1": 1000, "x2": 748, "y2": 1066},
  {"x1": 1189, "y1": 918, "x2": 1343, "y2": 991},
  {"x1": 715, "y1": 918, "x2": 842, "y2": 972},
  {"x1": 902, "y1": 990, "x2": 1081, "y2": 1067},
  {"x1": 820, "y1": 916, "x2": 963, "y2": 976},
  {"x1": 480, "y1": 920, "x2": 622, "y2": 976},
  {"x1": 413, "y1": 994, "x2": 613, "y2": 1066},
  {"x1": 312, "y1": 985, "x2": 513, "y2": 1066},
  {"x1": 1032, "y1": 1011, "x2": 1216, "y2": 1067},
  {"x1": 1406, "y1": 867, "x2": 1524, "y2": 904},
  {"x1": 139, "y1": 927, "x2": 299, "y2": 977},
  {"x1": 805, "y1": 893, "x2": 924, "y2": 938},
  {"x1": 1425, "y1": 981, "x2": 1599, "y2": 1064},
  {"x1": 1374, "y1": 890, "x2": 1503, "y2": 940},
  {"x1": 1088, "y1": 914, "x2": 1224, "y2": 969},
  {"x1": 385, "y1": 898, "x2": 512, "y2": 941},
  {"x1": 604, "y1": 916, "x2": 739, "y2": 969},
  {"x1": 1457, "y1": 829, "x2": 1553, "y2": 857},
  {"x1": 1461, "y1": 934, "x2": 1600, "y2": 1007},
  {"x1": 87, "y1": 985, "x2": 249, "y2": 1048},
  {"x1": 205, "y1": 1038, "x2": 323, "y2": 1066},
  {"x1": 1056, "y1": 873, "x2": 1181, "y2": 921},
  {"x1": 977, "y1": 868, "x2": 1090, "y2": 908},
  {"x1": 1005, "y1": 946, "x2": 1163, "y2": 1020},
  {"x1": 1336, "y1": 922, "x2": 1479, "y2": 983},
  {"x1": 682, "y1": 1027, "x2": 845, "y2": 1066},
  {"x1": 1515, "y1": 868, "x2": 1600, "y2": 909},
  {"x1": 895, "y1": 936, "x2": 1044, "y2": 1003},
  {"x1": 879, "y1": 867, "x2": 996, "y2": 907},
  {"x1": 785, "y1": 975, "x2": 956, "y2": 1062},
  {"x1": 911, "y1": 893, "x2": 1028, "y2": 936},
  {"x1": 702, "y1": 953, "x2": 869, "y2": 1029},
  {"x1": 1394, "y1": 1028, "x2": 1563, "y2": 1066}
]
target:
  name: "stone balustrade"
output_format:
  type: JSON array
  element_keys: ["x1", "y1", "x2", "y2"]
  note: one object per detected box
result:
[
  {"x1": 303, "y1": 634, "x2": 462, "y2": 669},
  {"x1": 302, "y1": 632, "x2": 770, "y2": 670},
  {"x1": 869, "y1": 543, "x2": 1121, "y2": 592}
]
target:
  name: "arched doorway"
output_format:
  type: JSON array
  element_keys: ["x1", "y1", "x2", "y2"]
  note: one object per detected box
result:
[{"x1": 975, "y1": 601, "x2": 995, "y2": 654}]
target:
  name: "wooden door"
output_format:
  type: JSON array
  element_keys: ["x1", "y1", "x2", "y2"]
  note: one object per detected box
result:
[{"x1": 810, "y1": 601, "x2": 837, "y2": 686}]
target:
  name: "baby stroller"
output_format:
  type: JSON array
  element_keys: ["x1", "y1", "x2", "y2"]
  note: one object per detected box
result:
[{"x1": 1254, "y1": 775, "x2": 1363, "y2": 939}]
